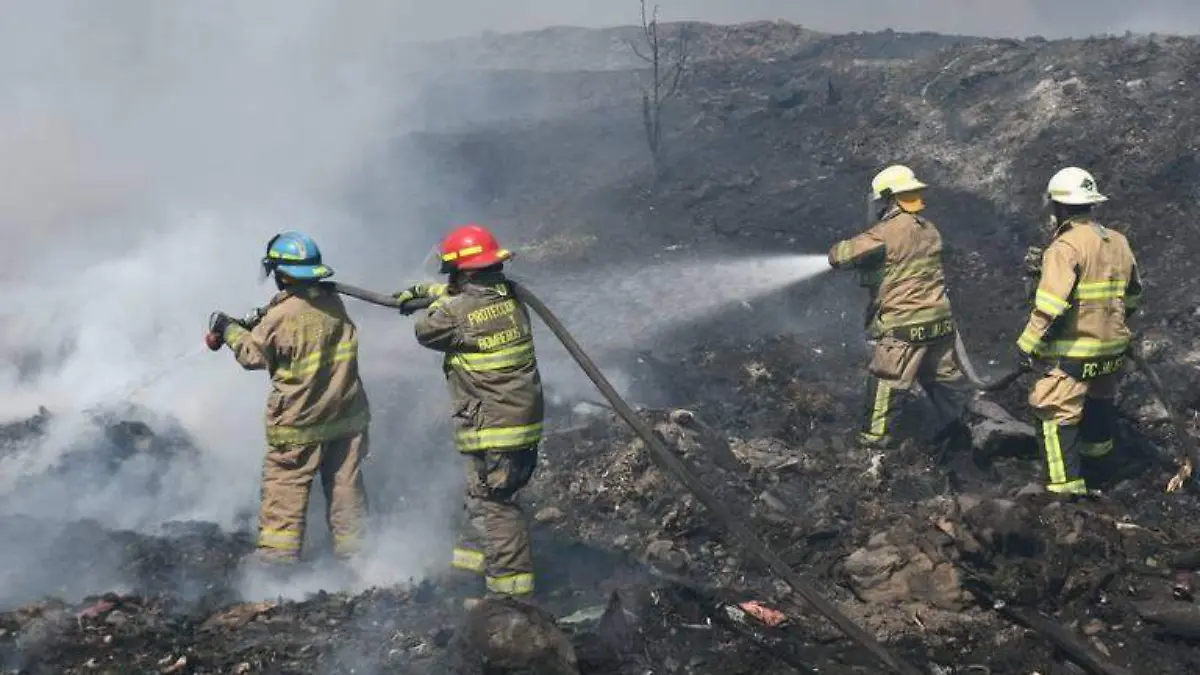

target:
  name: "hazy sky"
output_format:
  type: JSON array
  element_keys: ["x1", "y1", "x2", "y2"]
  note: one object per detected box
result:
[{"x1": 396, "y1": 0, "x2": 1200, "y2": 40}]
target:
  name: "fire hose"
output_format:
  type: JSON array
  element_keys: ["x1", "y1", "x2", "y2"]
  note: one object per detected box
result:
[
  {"x1": 329, "y1": 279, "x2": 926, "y2": 675},
  {"x1": 952, "y1": 330, "x2": 1027, "y2": 392}
]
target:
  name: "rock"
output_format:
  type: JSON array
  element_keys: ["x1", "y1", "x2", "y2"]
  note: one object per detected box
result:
[
  {"x1": 447, "y1": 598, "x2": 579, "y2": 674},
  {"x1": 534, "y1": 507, "x2": 565, "y2": 524},
  {"x1": 645, "y1": 540, "x2": 688, "y2": 572},
  {"x1": 844, "y1": 525, "x2": 967, "y2": 610},
  {"x1": 966, "y1": 398, "x2": 1036, "y2": 459},
  {"x1": 1133, "y1": 601, "x2": 1200, "y2": 639}
]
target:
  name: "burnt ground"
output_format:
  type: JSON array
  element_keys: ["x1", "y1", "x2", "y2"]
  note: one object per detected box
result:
[{"x1": 6, "y1": 20, "x2": 1200, "y2": 675}]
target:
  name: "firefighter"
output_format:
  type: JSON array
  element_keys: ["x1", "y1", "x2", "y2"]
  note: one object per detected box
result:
[
  {"x1": 1017, "y1": 167, "x2": 1142, "y2": 496},
  {"x1": 207, "y1": 231, "x2": 371, "y2": 564},
  {"x1": 393, "y1": 223, "x2": 543, "y2": 599},
  {"x1": 828, "y1": 165, "x2": 969, "y2": 449}
]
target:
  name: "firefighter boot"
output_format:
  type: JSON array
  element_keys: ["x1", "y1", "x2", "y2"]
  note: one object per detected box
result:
[{"x1": 1038, "y1": 421, "x2": 1089, "y2": 496}]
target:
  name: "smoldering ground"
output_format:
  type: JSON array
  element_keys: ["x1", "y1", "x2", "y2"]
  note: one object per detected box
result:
[
  {"x1": 0, "y1": 0, "x2": 846, "y2": 612},
  {"x1": 0, "y1": 0, "x2": 459, "y2": 609}
]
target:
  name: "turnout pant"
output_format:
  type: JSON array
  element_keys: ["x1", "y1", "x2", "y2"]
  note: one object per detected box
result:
[
  {"x1": 860, "y1": 335, "x2": 968, "y2": 447},
  {"x1": 1029, "y1": 368, "x2": 1117, "y2": 495},
  {"x1": 256, "y1": 430, "x2": 369, "y2": 561},
  {"x1": 451, "y1": 447, "x2": 538, "y2": 597}
]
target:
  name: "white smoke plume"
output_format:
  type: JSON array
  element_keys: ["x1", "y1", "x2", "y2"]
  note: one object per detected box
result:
[{"x1": 0, "y1": 0, "x2": 459, "y2": 607}]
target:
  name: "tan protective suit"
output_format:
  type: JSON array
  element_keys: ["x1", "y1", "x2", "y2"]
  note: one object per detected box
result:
[
  {"x1": 413, "y1": 271, "x2": 544, "y2": 597},
  {"x1": 1017, "y1": 216, "x2": 1142, "y2": 494},
  {"x1": 222, "y1": 283, "x2": 371, "y2": 561},
  {"x1": 829, "y1": 208, "x2": 967, "y2": 447}
]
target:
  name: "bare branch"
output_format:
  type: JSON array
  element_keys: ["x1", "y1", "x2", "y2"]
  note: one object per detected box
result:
[
  {"x1": 629, "y1": 0, "x2": 688, "y2": 183},
  {"x1": 626, "y1": 38, "x2": 654, "y2": 64}
]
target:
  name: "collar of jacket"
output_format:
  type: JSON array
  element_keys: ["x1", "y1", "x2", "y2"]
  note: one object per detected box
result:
[
  {"x1": 457, "y1": 271, "x2": 509, "y2": 290},
  {"x1": 270, "y1": 282, "x2": 325, "y2": 306},
  {"x1": 1053, "y1": 215, "x2": 1105, "y2": 240},
  {"x1": 880, "y1": 207, "x2": 925, "y2": 225}
]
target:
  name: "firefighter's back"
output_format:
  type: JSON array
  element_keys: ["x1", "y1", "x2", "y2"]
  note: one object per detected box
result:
[
  {"x1": 875, "y1": 212, "x2": 952, "y2": 326},
  {"x1": 441, "y1": 279, "x2": 544, "y2": 453},
  {"x1": 1055, "y1": 220, "x2": 1136, "y2": 346},
  {"x1": 267, "y1": 285, "x2": 369, "y2": 436}
]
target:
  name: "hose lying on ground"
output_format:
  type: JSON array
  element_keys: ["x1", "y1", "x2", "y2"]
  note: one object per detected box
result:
[
  {"x1": 333, "y1": 278, "x2": 924, "y2": 675},
  {"x1": 952, "y1": 330, "x2": 1026, "y2": 392}
]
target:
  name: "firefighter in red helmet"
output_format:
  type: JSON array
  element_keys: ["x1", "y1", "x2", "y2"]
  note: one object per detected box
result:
[{"x1": 394, "y1": 224, "x2": 544, "y2": 600}]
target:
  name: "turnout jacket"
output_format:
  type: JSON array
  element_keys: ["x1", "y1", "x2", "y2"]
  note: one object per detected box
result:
[
  {"x1": 828, "y1": 209, "x2": 954, "y2": 340},
  {"x1": 223, "y1": 284, "x2": 370, "y2": 445},
  {"x1": 414, "y1": 273, "x2": 545, "y2": 453},
  {"x1": 1017, "y1": 216, "x2": 1142, "y2": 361}
]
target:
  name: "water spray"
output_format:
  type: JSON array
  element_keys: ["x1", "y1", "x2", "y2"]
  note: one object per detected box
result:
[{"x1": 538, "y1": 253, "x2": 832, "y2": 348}]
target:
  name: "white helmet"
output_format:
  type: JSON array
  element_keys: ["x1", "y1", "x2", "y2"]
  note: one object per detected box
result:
[
  {"x1": 871, "y1": 164, "x2": 927, "y2": 200},
  {"x1": 1046, "y1": 167, "x2": 1107, "y2": 205}
]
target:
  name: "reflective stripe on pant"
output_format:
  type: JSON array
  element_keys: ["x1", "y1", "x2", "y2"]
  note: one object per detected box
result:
[
  {"x1": 860, "y1": 375, "x2": 897, "y2": 446},
  {"x1": 257, "y1": 430, "x2": 370, "y2": 561},
  {"x1": 860, "y1": 335, "x2": 967, "y2": 445},
  {"x1": 1039, "y1": 421, "x2": 1087, "y2": 494},
  {"x1": 453, "y1": 447, "x2": 537, "y2": 595},
  {"x1": 1029, "y1": 368, "x2": 1118, "y2": 492}
]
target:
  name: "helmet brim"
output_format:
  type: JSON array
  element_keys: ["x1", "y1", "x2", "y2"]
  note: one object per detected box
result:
[
  {"x1": 874, "y1": 179, "x2": 927, "y2": 200},
  {"x1": 450, "y1": 248, "x2": 512, "y2": 271},
  {"x1": 277, "y1": 263, "x2": 334, "y2": 279},
  {"x1": 1048, "y1": 192, "x2": 1107, "y2": 205}
]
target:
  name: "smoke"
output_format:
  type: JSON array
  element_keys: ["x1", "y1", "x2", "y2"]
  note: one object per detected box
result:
[{"x1": 0, "y1": 0, "x2": 464, "y2": 608}]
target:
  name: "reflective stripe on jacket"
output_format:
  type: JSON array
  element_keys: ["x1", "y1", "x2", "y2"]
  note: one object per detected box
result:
[
  {"x1": 413, "y1": 273, "x2": 545, "y2": 453},
  {"x1": 223, "y1": 284, "x2": 370, "y2": 445},
  {"x1": 1017, "y1": 217, "x2": 1142, "y2": 359},
  {"x1": 828, "y1": 209, "x2": 953, "y2": 335}
]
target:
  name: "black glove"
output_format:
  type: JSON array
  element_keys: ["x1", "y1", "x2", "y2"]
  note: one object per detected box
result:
[
  {"x1": 1023, "y1": 246, "x2": 1043, "y2": 277},
  {"x1": 209, "y1": 311, "x2": 233, "y2": 336},
  {"x1": 240, "y1": 306, "x2": 266, "y2": 329},
  {"x1": 397, "y1": 299, "x2": 422, "y2": 316},
  {"x1": 1014, "y1": 347, "x2": 1034, "y2": 372}
]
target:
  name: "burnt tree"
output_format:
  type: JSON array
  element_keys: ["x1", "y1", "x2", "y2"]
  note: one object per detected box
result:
[{"x1": 628, "y1": 0, "x2": 690, "y2": 181}]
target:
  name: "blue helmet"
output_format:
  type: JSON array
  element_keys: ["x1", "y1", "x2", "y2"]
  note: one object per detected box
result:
[{"x1": 261, "y1": 231, "x2": 334, "y2": 280}]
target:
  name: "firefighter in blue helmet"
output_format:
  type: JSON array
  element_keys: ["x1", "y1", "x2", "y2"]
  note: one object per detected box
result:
[{"x1": 206, "y1": 231, "x2": 372, "y2": 565}]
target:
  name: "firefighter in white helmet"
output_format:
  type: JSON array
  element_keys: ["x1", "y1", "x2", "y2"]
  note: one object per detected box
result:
[
  {"x1": 828, "y1": 165, "x2": 969, "y2": 451},
  {"x1": 1017, "y1": 167, "x2": 1142, "y2": 496}
]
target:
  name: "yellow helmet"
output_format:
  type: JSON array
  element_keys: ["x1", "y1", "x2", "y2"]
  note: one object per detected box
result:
[
  {"x1": 870, "y1": 164, "x2": 927, "y2": 200},
  {"x1": 1046, "y1": 166, "x2": 1107, "y2": 205}
]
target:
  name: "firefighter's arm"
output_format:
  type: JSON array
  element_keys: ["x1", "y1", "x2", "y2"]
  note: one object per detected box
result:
[
  {"x1": 1016, "y1": 242, "x2": 1078, "y2": 356},
  {"x1": 828, "y1": 227, "x2": 886, "y2": 270},
  {"x1": 224, "y1": 313, "x2": 275, "y2": 371},
  {"x1": 393, "y1": 282, "x2": 448, "y2": 303},
  {"x1": 413, "y1": 300, "x2": 463, "y2": 353},
  {"x1": 1125, "y1": 257, "x2": 1143, "y2": 317}
]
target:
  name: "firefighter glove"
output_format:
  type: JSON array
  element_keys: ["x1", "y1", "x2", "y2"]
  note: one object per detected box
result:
[
  {"x1": 1014, "y1": 347, "x2": 1035, "y2": 372},
  {"x1": 240, "y1": 306, "x2": 266, "y2": 329},
  {"x1": 1023, "y1": 246, "x2": 1043, "y2": 278},
  {"x1": 393, "y1": 284, "x2": 443, "y2": 315}
]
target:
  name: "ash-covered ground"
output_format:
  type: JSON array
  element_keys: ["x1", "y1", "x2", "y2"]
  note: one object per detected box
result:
[{"x1": 5, "y1": 20, "x2": 1200, "y2": 675}]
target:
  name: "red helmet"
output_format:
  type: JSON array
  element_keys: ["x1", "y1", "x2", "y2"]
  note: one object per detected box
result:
[{"x1": 438, "y1": 224, "x2": 511, "y2": 271}]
